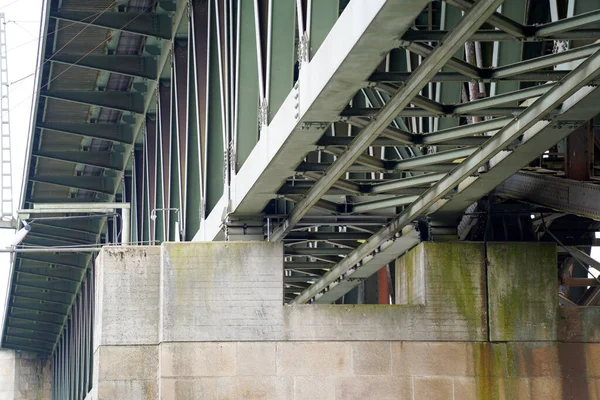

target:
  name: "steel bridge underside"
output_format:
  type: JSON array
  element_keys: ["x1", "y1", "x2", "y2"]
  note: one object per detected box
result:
[{"x1": 3, "y1": 0, "x2": 600, "y2": 355}]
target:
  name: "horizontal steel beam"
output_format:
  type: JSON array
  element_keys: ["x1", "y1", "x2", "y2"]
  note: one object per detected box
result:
[
  {"x1": 40, "y1": 90, "x2": 145, "y2": 114},
  {"x1": 390, "y1": 147, "x2": 475, "y2": 171},
  {"x1": 31, "y1": 175, "x2": 118, "y2": 195},
  {"x1": 493, "y1": 43, "x2": 600, "y2": 79},
  {"x1": 495, "y1": 173, "x2": 600, "y2": 221},
  {"x1": 18, "y1": 253, "x2": 89, "y2": 269},
  {"x1": 285, "y1": 247, "x2": 353, "y2": 256},
  {"x1": 33, "y1": 151, "x2": 125, "y2": 171},
  {"x1": 369, "y1": 173, "x2": 446, "y2": 195},
  {"x1": 284, "y1": 232, "x2": 372, "y2": 241},
  {"x1": 50, "y1": 11, "x2": 172, "y2": 39},
  {"x1": 50, "y1": 54, "x2": 158, "y2": 79},
  {"x1": 421, "y1": 117, "x2": 511, "y2": 145},
  {"x1": 400, "y1": 41, "x2": 481, "y2": 79},
  {"x1": 535, "y1": 9, "x2": 600, "y2": 37},
  {"x1": 370, "y1": 70, "x2": 571, "y2": 83},
  {"x1": 296, "y1": 161, "x2": 457, "y2": 174},
  {"x1": 284, "y1": 262, "x2": 332, "y2": 270},
  {"x1": 352, "y1": 195, "x2": 420, "y2": 213},
  {"x1": 341, "y1": 106, "x2": 528, "y2": 118},
  {"x1": 402, "y1": 29, "x2": 600, "y2": 42},
  {"x1": 38, "y1": 122, "x2": 134, "y2": 144}
]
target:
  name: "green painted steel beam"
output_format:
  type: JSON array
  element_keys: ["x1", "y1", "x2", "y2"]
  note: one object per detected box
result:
[
  {"x1": 267, "y1": 0, "x2": 295, "y2": 119},
  {"x1": 6, "y1": 327, "x2": 63, "y2": 343},
  {"x1": 18, "y1": 253, "x2": 89, "y2": 270},
  {"x1": 31, "y1": 175, "x2": 118, "y2": 195},
  {"x1": 536, "y1": 9, "x2": 600, "y2": 37},
  {"x1": 16, "y1": 263, "x2": 85, "y2": 285},
  {"x1": 6, "y1": 316, "x2": 62, "y2": 333},
  {"x1": 370, "y1": 71, "x2": 572, "y2": 83},
  {"x1": 11, "y1": 293, "x2": 71, "y2": 307},
  {"x1": 402, "y1": 29, "x2": 600, "y2": 42},
  {"x1": 50, "y1": 54, "x2": 159, "y2": 79},
  {"x1": 4, "y1": 334, "x2": 56, "y2": 347},
  {"x1": 390, "y1": 147, "x2": 475, "y2": 171},
  {"x1": 285, "y1": 247, "x2": 353, "y2": 256},
  {"x1": 40, "y1": 91, "x2": 145, "y2": 114},
  {"x1": 50, "y1": 11, "x2": 172, "y2": 39},
  {"x1": 26, "y1": 231, "x2": 95, "y2": 246},
  {"x1": 38, "y1": 122, "x2": 134, "y2": 144},
  {"x1": 1, "y1": 340, "x2": 52, "y2": 354},
  {"x1": 493, "y1": 42, "x2": 600, "y2": 79},
  {"x1": 421, "y1": 117, "x2": 512, "y2": 145},
  {"x1": 33, "y1": 151, "x2": 125, "y2": 171},
  {"x1": 15, "y1": 269, "x2": 81, "y2": 285}
]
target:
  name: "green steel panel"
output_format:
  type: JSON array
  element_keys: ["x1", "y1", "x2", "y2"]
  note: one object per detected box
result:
[
  {"x1": 33, "y1": 151, "x2": 125, "y2": 171},
  {"x1": 50, "y1": 11, "x2": 172, "y2": 39},
  {"x1": 235, "y1": 0, "x2": 260, "y2": 171},
  {"x1": 38, "y1": 122, "x2": 135, "y2": 144},
  {"x1": 206, "y1": 4, "x2": 225, "y2": 215},
  {"x1": 50, "y1": 54, "x2": 158, "y2": 80},
  {"x1": 187, "y1": 37, "x2": 202, "y2": 238},
  {"x1": 31, "y1": 175, "x2": 118, "y2": 195},
  {"x1": 309, "y1": 0, "x2": 338, "y2": 58},
  {"x1": 268, "y1": 0, "x2": 295, "y2": 119},
  {"x1": 40, "y1": 91, "x2": 145, "y2": 114}
]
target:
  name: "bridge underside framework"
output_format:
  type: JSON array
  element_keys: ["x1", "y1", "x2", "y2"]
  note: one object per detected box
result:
[{"x1": 2, "y1": 0, "x2": 600, "y2": 397}]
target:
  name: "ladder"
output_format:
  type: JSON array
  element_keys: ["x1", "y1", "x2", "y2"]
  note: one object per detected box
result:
[{"x1": 0, "y1": 13, "x2": 13, "y2": 225}]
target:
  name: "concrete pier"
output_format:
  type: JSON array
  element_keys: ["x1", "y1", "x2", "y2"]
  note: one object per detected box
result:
[{"x1": 83, "y1": 242, "x2": 599, "y2": 400}]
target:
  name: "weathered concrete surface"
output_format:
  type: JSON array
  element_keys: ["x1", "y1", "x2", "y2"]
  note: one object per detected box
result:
[
  {"x1": 395, "y1": 242, "x2": 487, "y2": 338},
  {"x1": 487, "y1": 243, "x2": 558, "y2": 341},
  {"x1": 88, "y1": 242, "x2": 600, "y2": 399},
  {"x1": 0, "y1": 349, "x2": 50, "y2": 400},
  {"x1": 161, "y1": 242, "x2": 284, "y2": 342},
  {"x1": 94, "y1": 247, "x2": 161, "y2": 348}
]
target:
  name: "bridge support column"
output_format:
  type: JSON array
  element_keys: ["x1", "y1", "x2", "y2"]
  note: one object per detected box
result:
[{"x1": 87, "y1": 241, "x2": 599, "y2": 400}]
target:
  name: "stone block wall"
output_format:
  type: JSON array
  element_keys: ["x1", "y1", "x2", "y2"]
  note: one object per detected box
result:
[
  {"x1": 0, "y1": 349, "x2": 50, "y2": 400},
  {"x1": 87, "y1": 241, "x2": 600, "y2": 400}
]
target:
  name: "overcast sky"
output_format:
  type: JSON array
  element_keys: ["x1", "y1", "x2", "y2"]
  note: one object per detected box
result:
[{"x1": 0, "y1": 0, "x2": 44, "y2": 329}]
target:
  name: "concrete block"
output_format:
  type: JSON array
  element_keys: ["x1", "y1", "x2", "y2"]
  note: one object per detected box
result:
[
  {"x1": 293, "y1": 377, "x2": 335, "y2": 400},
  {"x1": 161, "y1": 342, "x2": 236, "y2": 377},
  {"x1": 276, "y1": 342, "x2": 350, "y2": 376},
  {"x1": 236, "y1": 343, "x2": 276, "y2": 376},
  {"x1": 334, "y1": 376, "x2": 412, "y2": 400},
  {"x1": 161, "y1": 242, "x2": 284, "y2": 342},
  {"x1": 96, "y1": 380, "x2": 158, "y2": 400},
  {"x1": 468, "y1": 343, "x2": 560, "y2": 378},
  {"x1": 392, "y1": 342, "x2": 468, "y2": 376},
  {"x1": 487, "y1": 243, "x2": 557, "y2": 341},
  {"x1": 453, "y1": 377, "x2": 477, "y2": 400},
  {"x1": 531, "y1": 378, "x2": 561, "y2": 400},
  {"x1": 557, "y1": 307, "x2": 600, "y2": 342},
  {"x1": 97, "y1": 345, "x2": 158, "y2": 381},
  {"x1": 394, "y1": 242, "x2": 487, "y2": 339},
  {"x1": 414, "y1": 377, "x2": 453, "y2": 399},
  {"x1": 96, "y1": 247, "x2": 161, "y2": 347},
  {"x1": 351, "y1": 342, "x2": 391, "y2": 375},
  {"x1": 160, "y1": 378, "x2": 217, "y2": 400},
  {"x1": 216, "y1": 376, "x2": 292, "y2": 400},
  {"x1": 587, "y1": 344, "x2": 600, "y2": 377}
]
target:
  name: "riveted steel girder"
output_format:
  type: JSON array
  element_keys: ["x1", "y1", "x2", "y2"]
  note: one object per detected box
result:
[{"x1": 31, "y1": 175, "x2": 118, "y2": 195}]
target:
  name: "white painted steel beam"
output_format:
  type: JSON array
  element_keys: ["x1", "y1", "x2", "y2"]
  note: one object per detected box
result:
[
  {"x1": 196, "y1": 0, "x2": 431, "y2": 241},
  {"x1": 292, "y1": 44, "x2": 600, "y2": 304}
]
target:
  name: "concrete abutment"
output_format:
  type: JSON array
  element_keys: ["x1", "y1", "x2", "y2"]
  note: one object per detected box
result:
[{"x1": 83, "y1": 242, "x2": 600, "y2": 399}]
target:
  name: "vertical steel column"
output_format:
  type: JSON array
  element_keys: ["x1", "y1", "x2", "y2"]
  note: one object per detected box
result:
[
  {"x1": 158, "y1": 82, "x2": 172, "y2": 240},
  {"x1": 145, "y1": 118, "x2": 158, "y2": 244},
  {"x1": 134, "y1": 147, "x2": 145, "y2": 244},
  {"x1": 235, "y1": 0, "x2": 260, "y2": 170},
  {"x1": 174, "y1": 40, "x2": 189, "y2": 238},
  {"x1": 206, "y1": 0, "x2": 225, "y2": 214}
]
